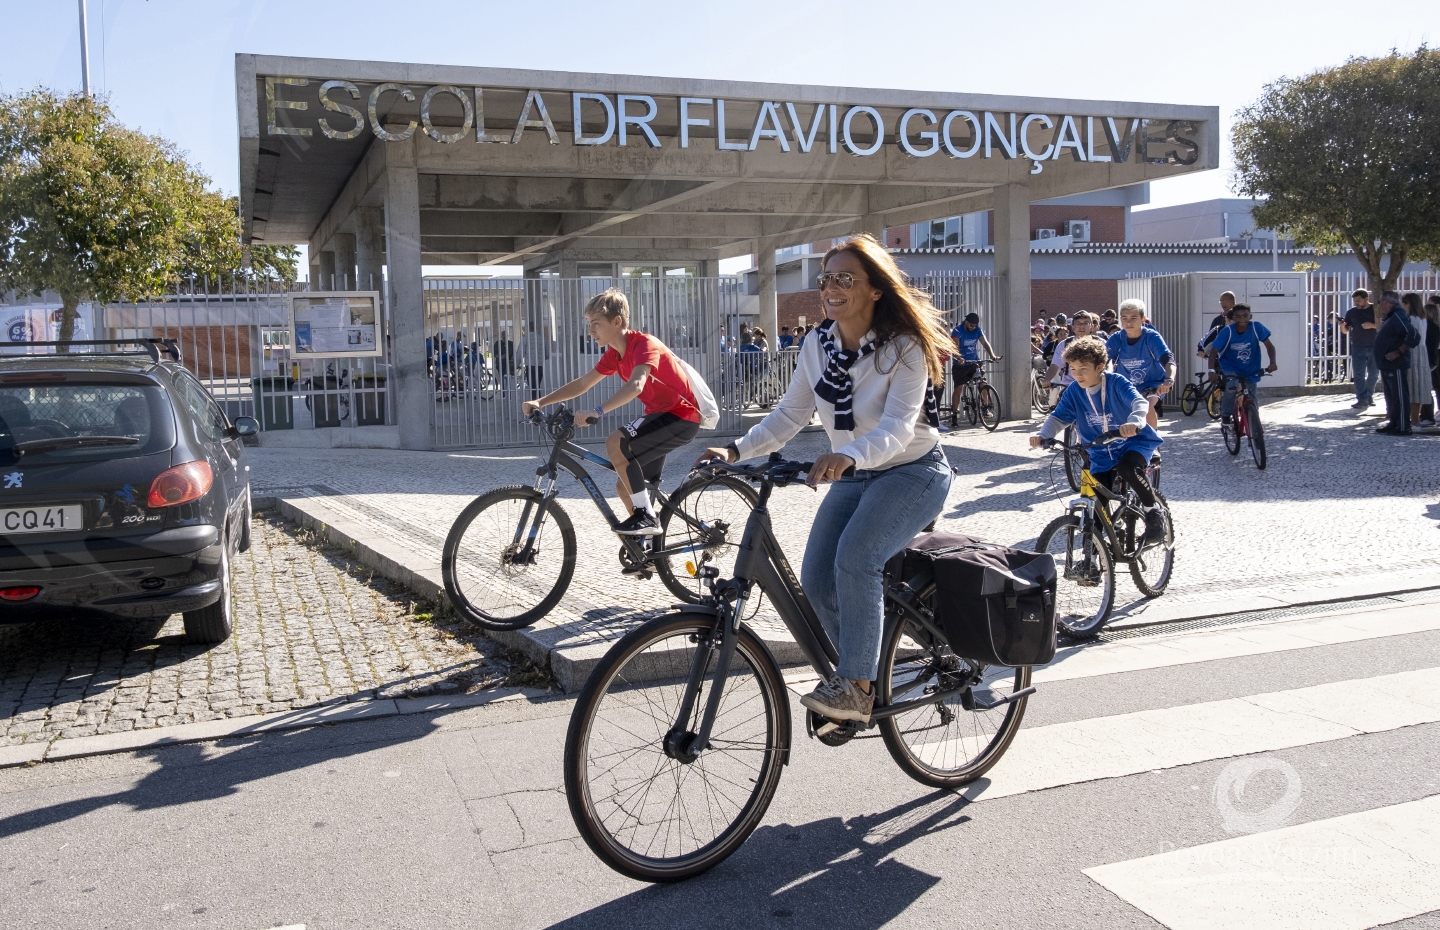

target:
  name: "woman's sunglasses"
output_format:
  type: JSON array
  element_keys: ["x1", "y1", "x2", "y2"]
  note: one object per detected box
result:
[{"x1": 816, "y1": 272, "x2": 858, "y2": 290}]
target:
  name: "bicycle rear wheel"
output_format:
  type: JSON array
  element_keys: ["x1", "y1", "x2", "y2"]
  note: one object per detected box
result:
[
  {"x1": 655, "y1": 475, "x2": 758, "y2": 602},
  {"x1": 1033, "y1": 376, "x2": 1055, "y2": 414},
  {"x1": 1036, "y1": 514, "x2": 1114, "y2": 639},
  {"x1": 1206, "y1": 386, "x2": 1222, "y2": 419},
  {"x1": 1247, "y1": 398, "x2": 1267, "y2": 469},
  {"x1": 964, "y1": 385, "x2": 979, "y2": 425},
  {"x1": 979, "y1": 384, "x2": 1001, "y2": 431},
  {"x1": 1129, "y1": 492, "x2": 1175, "y2": 597},
  {"x1": 878, "y1": 586, "x2": 1031, "y2": 788},
  {"x1": 564, "y1": 611, "x2": 788, "y2": 882},
  {"x1": 1180, "y1": 383, "x2": 1199, "y2": 416},
  {"x1": 442, "y1": 486, "x2": 576, "y2": 630}
]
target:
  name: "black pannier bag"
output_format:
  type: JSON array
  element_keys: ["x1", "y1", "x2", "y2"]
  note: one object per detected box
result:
[{"x1": 885, "y1": 532, "x2": 1058, "y2": 667}]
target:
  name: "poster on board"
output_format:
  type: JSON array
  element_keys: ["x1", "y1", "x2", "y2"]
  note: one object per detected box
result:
[{"x1": 288, "y1": 291, "x2": 383, "y2": 359}]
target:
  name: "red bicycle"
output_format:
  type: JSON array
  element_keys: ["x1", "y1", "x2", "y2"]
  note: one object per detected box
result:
[{"x1": 1218, "y1": 374, "x2": 1268, "y2": 470}]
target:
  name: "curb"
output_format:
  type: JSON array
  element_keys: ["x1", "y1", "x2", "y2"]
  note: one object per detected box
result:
[{"x1": 1, "y1": 685, "x2": 553, "y2": 769}]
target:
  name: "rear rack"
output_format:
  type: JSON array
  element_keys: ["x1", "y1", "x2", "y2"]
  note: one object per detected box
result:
[{"x1": 0, "y1": 339, "x2": 182, "y2": 364}]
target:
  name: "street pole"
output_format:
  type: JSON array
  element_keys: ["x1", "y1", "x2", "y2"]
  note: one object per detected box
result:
[{"x1": 78, "y1": 0, "x2": 91, "y2": 96}]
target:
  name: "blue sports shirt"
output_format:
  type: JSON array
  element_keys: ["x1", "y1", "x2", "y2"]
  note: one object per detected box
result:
[
  {"x1": 1049, "y1": 373, "x2": 1163, "y2": 473},
  {"x1": 951, "y1": 324, "x2": 984, "y2": 361},
  {"x1": 1213, "y1": 322, "x2": 1272, "y2": 378},
  {"x1": 1105, "y1": 329, "x2": 1174, "y2": 390}
]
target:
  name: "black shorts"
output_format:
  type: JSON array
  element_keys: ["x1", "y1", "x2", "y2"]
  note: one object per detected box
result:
[
  {"x1": 951, "y1": 361, "x2": 979, "y2": 386},
  {"x1": 618, "y1": 412, "x2": 700, "y2": 485}
]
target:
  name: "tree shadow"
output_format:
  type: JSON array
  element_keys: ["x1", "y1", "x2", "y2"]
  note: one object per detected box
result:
[{"x1": 546, "y1": 791, "x2": 971, "y2": 930}]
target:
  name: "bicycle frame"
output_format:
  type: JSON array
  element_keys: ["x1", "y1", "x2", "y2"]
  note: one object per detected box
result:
[{"x1": 668, "y1": 463, "x2": 1028, "y2": 761}]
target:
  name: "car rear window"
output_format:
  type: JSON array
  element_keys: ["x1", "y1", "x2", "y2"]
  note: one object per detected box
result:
[{"x1": 0, "y1": 382, "x2": 176, "y2": 464}]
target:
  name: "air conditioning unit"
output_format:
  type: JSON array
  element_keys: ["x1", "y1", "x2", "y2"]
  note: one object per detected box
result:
[
  {"x1": 1033, "y1": 228, "x2": 1056, "y2": 241},
  {"x1": 1066, "y1": 220, "x2": 1092, "y2": 242}
]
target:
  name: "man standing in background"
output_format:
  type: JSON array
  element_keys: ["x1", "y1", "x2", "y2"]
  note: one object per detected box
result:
[{"x1": 1341, "y1": 288, "x2": 1379, "y2": 411}]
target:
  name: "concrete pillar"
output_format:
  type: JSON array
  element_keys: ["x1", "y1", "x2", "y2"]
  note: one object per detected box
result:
[
  {"x1": 317, "y1": 250, "x2": 336, "y2": 292},
  {"x1": 992, "y1": 184, "x2": 1032, "y2": 422},
  {"x1": 384, "y1": 152, "x2": 428, "y2": 450},
  {"x1": 333, "y1": 233, "x2": 356, "y2": 291},
  {"x1": 308, "y1": 262, "x2": 321, "y2": 289},
  {"x1": 355, "y1": 207, "x2": 384, "y2": 292},
  {"x1": 757, "y1": 245, "x2": 778, "y2": 345}
]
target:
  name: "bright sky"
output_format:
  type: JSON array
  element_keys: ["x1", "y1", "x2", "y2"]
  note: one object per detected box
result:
[{"x1": 2, "y1": 0, "x2": 1432, "y2": 274}]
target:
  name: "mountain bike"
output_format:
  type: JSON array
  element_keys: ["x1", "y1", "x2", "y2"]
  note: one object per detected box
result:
[
  {"x1": 1179, "y1": 371, "x2": 1222, "y2": 420},
  {"x1": 564, "y1": 453, "x2": 1034, "y2": 882},
  {"x1": 950, "y1": 360, "x2": 1001, "y2": 432},
  {"x1": 441, "y1": 406, "x2": 756, "y2": 630},
  {"x1": 1034, "y1": 431, "x2": 1174, "y2": 639},
  {"x1": 1219, "y1": 374, "x2": 1267, "y2": 470}
]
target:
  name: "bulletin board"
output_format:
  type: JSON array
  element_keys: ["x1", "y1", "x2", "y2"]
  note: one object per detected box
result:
[{"x1": 288, "y1": 291, "x2": 383, "y2": 359}]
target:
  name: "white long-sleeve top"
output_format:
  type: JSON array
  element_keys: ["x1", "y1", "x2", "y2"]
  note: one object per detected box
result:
[{"x1": 733, "y1": 331, "x2": 939, "y2": 471}]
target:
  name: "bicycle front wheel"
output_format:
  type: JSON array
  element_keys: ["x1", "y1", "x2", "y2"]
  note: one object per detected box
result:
[
  {"x1": 1247, "y1": 399, "x2": 1267, "y2": 469},
  {"x1": 879, "y1": 586, "x2": 1031, "y2": 788},
  {"x1": 564, "y1": 612, "x2": 789, "y2": 882},
  {"x1": 1180, "y1": 383, "x2": 1199, "y2": 416},
  {"x1": 979, "y1": 384, "x2": 1001, "y2": 431},
  {"x1": 1062, "y1": 426, "x2": 1086, "y2": 493},
  {"x1": 655, "y1": 475, "x2": 758, "y2": 602},
  {"x1": 442, "y1": 486, "x2": 576, "y2": 630},
  {"x1": 1036, "y1": 514, "x2": 1114, "y2": 639},
  {"x1": 1223, "y1": 416, "x2": 1242, "y2": 455},
  {"x1": 1129, "y1": 492, "x2": 1175, "y2": 597}
]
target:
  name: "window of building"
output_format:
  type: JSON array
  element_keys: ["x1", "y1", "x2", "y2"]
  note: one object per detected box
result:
[
  {"x1": 578, "y1": 262, "x2": 617, "y2": 277},
  {"x1": 910, "y1": 213, "x2": 986, "y2": 250}
]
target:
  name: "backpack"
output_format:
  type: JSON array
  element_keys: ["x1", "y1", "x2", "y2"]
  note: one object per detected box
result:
[
  {"x1": 665, "y1": 357, "x2": 719, "y2": 430},
  {"x1": 886, "y1": 532, "x2": 1058, "y2": 668}
]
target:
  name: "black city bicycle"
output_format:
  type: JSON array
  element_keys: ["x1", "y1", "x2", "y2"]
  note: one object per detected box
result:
[
  {"x1": 441, "y1": 406, "x2": 756, "y2": 630},
  {"x1": 948, "y1": 360, "x2": 1001, "y2": 431},
  {"x1": 1035, "y1": 431, "x2": 1174, "y2": 639},
  {"x1": 1178, "y1": 371, "x2": 1222, "y2": 420},
  {"x1": 564, "y1": 454, "x2": 1034, "y2": 882}
]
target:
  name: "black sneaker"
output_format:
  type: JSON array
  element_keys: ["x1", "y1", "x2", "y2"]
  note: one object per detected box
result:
[
  {"x1": 1221, "y1": 415, "x2": 1234, "y2": 424},
  {"x1": 615, "y1": 510, "x2": 661, "y2": 536},
  {"x1": 1142, "y1": 508, "x2": 1166, "y2": 544}
]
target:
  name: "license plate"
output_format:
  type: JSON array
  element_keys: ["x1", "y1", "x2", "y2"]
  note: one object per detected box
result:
[{"x1": 0, "y1": 505, "x2": 85, "y2": 535}]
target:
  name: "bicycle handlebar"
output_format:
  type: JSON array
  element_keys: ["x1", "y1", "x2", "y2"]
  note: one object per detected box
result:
[
  {"x1": 697, "y1": 452, "x2": 856, "y2": 486},
  {"x1": 1042, "y1": 428, "x2": 1124, "y2": 452}
]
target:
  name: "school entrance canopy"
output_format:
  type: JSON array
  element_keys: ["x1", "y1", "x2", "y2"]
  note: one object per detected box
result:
[{"x1": 236, "y1": 54, "x2": 1217, "y2": 448}]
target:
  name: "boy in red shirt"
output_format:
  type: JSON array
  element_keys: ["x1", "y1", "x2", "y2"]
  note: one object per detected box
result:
[{"x1": 522, "y1": 289, "x2": 701, "y2": 536}]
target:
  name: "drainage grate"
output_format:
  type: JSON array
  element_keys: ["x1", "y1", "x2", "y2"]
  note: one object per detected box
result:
[{"x1": 1071, "y1": 587, "x2": 1440, "y2": 645}]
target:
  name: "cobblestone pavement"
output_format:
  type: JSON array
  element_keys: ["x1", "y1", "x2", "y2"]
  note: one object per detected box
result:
[
  {"x1": 0, "y1": 514, "x2": 553, "y2": 746},
  {"x1": 250, "y1": 394, "x2": 1440, "y2": 656}
]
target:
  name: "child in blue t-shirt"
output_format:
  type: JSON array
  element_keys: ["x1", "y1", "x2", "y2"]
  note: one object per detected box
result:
[
  {"x1": 1206, "y1": 303, "x2": 1278, "y2": 421},
  {"x1": 1105, "y1": 299, "x2": 1176, "y2": 430},
  {"x1": 948, "y1": 311, "x2": 1001, "y2": 410},
  {"x1": 1031, "y1": 335, "x2": 1165, "y2": 543}
]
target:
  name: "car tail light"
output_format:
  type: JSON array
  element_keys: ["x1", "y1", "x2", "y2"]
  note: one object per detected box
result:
[
  {"x1": 0, "y1": 586, "x2": 41, "y2": 602},
  {"x1": 147, "y1": 460, "x2": 213, "y2": 508}
]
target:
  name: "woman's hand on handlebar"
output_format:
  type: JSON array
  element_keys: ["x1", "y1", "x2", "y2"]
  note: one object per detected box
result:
[
  {"x1": 807, "y1": 453, "x2": 856, "y2": 488},
  {"x1": 695, "y1": 446, "x2": 737, "y2": 467},
  {"x1": 521, "y1": 400, "x2": 541, "y2": 417}
]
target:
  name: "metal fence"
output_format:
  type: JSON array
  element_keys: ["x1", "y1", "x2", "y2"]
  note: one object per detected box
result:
[
  {"x1": 93, "y1": 276, "x2": 393, "y2": 434},
  {"x1": 1306, "y1": 272, "x2": 1440, "y2": 384},
  {"x1": 425, "y1": 276, "x2": 742, "y2": 448},
  {"x1": 916, "y1": 273, "x2": 1006, "y2": 410}
]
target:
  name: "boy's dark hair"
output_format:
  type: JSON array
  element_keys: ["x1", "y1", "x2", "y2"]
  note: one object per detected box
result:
[
  {"x1": 781, "y1": 325, "x2": 790, "y2": 333},
  {"x1": 1062, "y1": 335, "x2": 1108, "y2": 369},
  {"x1": 1228, "y1": 302, "x2": 1251, "y2": 318},
  {"x1": 583, "y1": 288, "x2": 630, "y2": 326},
  {"x1": 964, "y1": 312, "x2": 980, "y2": 324}
]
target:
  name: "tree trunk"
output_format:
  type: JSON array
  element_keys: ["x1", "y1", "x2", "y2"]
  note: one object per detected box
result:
[{"x1": 56, "y1": 292, "x2": 81, "y2": 354}]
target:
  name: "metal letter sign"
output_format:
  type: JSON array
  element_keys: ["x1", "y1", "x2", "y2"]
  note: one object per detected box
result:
[{"x1": 262, "y1": 75, "x2": 1202, "y2": 166}]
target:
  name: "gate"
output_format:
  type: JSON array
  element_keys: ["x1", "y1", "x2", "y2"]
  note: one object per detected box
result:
[
  {"x1": 916, "y1": 273, "x2": 1003, "y2": 407},
  {"x1": 1307, "y1": 272, "x2": 1439, "y2": 385},
  {"x1": 425, "y1": 276, "x2": 741, "y2": 448}
]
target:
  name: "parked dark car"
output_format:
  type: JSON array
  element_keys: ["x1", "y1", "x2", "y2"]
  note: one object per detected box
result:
[{"x1": 0, "y1": 341, "x2": 257, "y2": 643}]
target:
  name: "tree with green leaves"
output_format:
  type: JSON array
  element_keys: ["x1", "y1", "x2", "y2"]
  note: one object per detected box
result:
[
  {"x1": 0, "y1": 89, "x2": 247, "y2": 348},
  {"x1": 1233, "y1": 47, "x2": 1440, "y2": 293}
]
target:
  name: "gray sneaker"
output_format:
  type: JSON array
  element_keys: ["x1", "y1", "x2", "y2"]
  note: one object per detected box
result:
[{"x1": 800, "y1": 675, "x2": 874, "y2": 723}]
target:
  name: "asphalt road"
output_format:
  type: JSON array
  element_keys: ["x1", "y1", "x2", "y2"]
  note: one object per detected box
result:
[{"x1": 2, "y1": 596, "x2": 1438, "y2": 930}]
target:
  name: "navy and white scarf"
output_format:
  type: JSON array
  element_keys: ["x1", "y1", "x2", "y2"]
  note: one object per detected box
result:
[{"x1": 813, "y1": 319, "x2": 941, "y2": 431}]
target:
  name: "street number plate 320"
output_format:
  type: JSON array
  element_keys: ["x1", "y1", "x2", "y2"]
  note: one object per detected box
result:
[{"x1": 0, "y1": 505, "x2": 84, "y2": 535}]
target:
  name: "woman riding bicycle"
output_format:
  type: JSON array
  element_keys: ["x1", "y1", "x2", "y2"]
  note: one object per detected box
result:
[
  {"x1": 696, "y1": 234, "x2": 953, "y2": 724},
  {"x1": 1029, "y1": 336, "x2": 1166, "y2": 543}
]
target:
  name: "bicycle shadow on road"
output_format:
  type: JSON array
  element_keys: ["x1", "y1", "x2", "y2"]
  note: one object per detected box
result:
[{"x1": 544, "y1": 791, "x2": 971, "y2": 930}]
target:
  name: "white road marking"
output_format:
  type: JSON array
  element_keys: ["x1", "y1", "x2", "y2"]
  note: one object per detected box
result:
[
  {"x1": 964, "y1": 666, "x2": 1440, "y2": 802},
  {"x1": 1084, "y1": 795, "x2": 1440, "y2": 930}
]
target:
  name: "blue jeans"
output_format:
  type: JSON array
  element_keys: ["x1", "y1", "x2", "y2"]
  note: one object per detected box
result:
[
  {"x1": 1351, "y1": 347, "x2": 1378, "y2": 405},
  {"x1": 800, "y1": 446, "x2": 952, "y2": 682},
  {"x1": 1221, "y1": 374, "x2": 1260, "y2": 418}
]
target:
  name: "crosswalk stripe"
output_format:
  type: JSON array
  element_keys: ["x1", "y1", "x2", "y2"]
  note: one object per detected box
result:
[
  {"x1": 1036, "y1": 600, "x2": 1440, "y2": 684},
  {"x1": 1084, "y1": 795, "x2": 1440, "y2": 930},
  {"x1": 963, "y1": 666, "x2": 1440, "y2": 803}
]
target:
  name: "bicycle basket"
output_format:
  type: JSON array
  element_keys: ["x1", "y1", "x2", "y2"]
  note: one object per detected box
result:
[{"x1": 886, "y1": 532, "x2": 1058, "y2": 668}]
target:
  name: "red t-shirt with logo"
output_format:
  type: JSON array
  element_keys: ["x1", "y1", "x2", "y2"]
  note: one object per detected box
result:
[{"x1": 595, "y1": 331, "x2": 701, "y2": 424}]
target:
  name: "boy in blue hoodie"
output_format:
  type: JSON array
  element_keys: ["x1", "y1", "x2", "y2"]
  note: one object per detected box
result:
[{"x1": 1031, "y1": 335, "x2": 1165, "y2": 543}]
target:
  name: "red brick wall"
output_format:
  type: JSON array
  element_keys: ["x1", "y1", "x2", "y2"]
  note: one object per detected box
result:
[
  {"x1": 777, "y1": 291, "x2": 824, "y2": 332},
  {"x1": 1030, "y1": 205, "x2": 1124, "y2": 242},
  {"x1": 1030, "y1": 280, "x2": 1118, "y2": 322},
  {"x1": 883, "y1": 226, "x2": 910, "y2": 249}
]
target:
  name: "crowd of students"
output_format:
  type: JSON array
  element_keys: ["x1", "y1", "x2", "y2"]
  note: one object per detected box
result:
[{"x1": 1338, "y1": 288, "x2": 1439, "y2": 435}]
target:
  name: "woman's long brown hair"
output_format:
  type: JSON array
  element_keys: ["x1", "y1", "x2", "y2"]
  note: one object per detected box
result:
[{"x1": 821, "y1": 234, "x2": 952, "y2": 383}]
